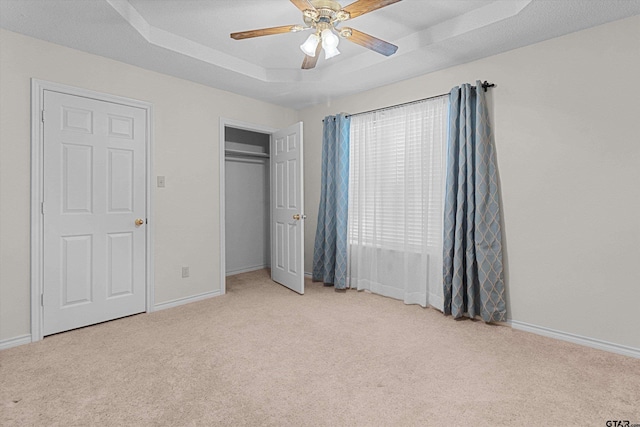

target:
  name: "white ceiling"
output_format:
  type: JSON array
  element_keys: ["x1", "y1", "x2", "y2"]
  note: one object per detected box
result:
[{"x1": 1, "y1": 0, "x2": 639, "y2": 109}]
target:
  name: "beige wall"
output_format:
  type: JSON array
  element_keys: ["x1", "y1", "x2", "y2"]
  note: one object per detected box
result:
[
  {"x1": 300, "y1": 15, "x2": 640, "y2": 349},
  {"x1": 2, "y1": 15, "x2": 639, "y2": 351},
  {"x1": 0, "y1": 29, "x2": 298, "y2": 341}
]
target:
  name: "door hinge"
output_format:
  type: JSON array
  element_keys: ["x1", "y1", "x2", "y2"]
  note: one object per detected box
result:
[
  {"x1": 41, "y1": 202, "x2": 44, "y2": 214},
  {"x1": 41, "y1": 293, "x2": 44, "y2": 306},
  {"x1": 41, "y1": 110, "x2": 45, "y2": 122}
]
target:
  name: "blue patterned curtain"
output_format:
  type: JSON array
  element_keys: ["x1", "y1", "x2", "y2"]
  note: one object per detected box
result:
[
  {"x1": 443, "y1": 81, "x2": 506, "y2": 322},
  {"x1": 312, "y1": 114, "x2": 350, "y2": 289}
]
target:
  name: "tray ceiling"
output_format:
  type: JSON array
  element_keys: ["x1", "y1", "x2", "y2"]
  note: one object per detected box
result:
[{"x1": 1, "y1": 0, "x2": 639, "y2": 109}]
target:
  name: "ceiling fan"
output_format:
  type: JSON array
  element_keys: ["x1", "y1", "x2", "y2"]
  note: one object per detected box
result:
[{"x1": 230, "y1": 0, "x2": 402, "y2": 69}]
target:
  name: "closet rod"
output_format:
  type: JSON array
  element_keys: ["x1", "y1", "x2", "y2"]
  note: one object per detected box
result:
[{"x1": 224, "y1": 149, "x2": 269, "y2": 159}]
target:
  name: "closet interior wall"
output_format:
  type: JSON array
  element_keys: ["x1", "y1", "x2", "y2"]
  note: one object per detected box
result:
[{"x1": 224, "y1": 127, "x2": 271, "y2": 276}]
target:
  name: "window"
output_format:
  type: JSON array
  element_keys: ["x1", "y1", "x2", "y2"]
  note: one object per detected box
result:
[{"x1": 348, "y1": 97, "x2": 448, "y2": 252}]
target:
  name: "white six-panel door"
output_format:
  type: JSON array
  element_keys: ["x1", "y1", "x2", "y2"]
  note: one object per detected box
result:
[
  {"x1": 43, "y1": 90, "x2": 147, "y2": 335},
  {"x1": 271, "y1": 122, "x2": 304, "y2": 294}
]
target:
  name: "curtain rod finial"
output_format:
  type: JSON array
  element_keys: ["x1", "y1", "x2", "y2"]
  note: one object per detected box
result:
[{"x1": 481, "y1": 81, "x2": 495, "y2": 92}]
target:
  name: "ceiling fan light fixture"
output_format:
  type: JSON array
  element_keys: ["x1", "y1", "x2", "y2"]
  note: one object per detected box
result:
[
  {"x1": 300, "y1": 33, "x2": 320, "y2": 56},
  {"x1": 321, "y1": 28, "x2": 340, "y2": 59},
  {"x1": 323, "y1": 45, "x2": 340, "y2": 60},
  {"x1": 231, "y1": 0, "x2": 402, "y2": 70}
]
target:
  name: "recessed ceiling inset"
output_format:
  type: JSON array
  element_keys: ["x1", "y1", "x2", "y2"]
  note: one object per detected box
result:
[{"x1": 230, "y1": 0, "x2": 402, "y2": 70}]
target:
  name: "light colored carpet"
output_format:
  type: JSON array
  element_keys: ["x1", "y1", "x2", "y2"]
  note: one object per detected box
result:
[{"x1": 1, "y1": 269, "x2": 639, "y2": 426}]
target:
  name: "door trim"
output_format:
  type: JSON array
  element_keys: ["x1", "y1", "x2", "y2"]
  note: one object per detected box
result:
[
  {"x1": 30, "y1": 79, "x2": 154, "y2": 341},
  {"x1": 218, "y1": 118, "x2": 277, "y2": 295}
]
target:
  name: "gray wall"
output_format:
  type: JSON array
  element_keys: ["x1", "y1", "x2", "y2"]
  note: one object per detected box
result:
[{"x1": 224, "y1": 128, "x2": 270, "y2": 275}]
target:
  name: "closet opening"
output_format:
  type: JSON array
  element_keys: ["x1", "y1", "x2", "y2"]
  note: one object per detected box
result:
[
  {"x1": 224, "y1": 126, "x2": 271, "y2": 278},
  {"x1": 219, "y1": 118, "x2": 304, "y2": 295}
]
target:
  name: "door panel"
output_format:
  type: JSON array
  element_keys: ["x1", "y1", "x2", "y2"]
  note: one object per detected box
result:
[
  {"x1": 107, "y1": 232, "x2": 134, "y2": 297},
  {"x1": 62, "y1": 143, "x2": 93, "y2": 213},
  {"x1": 43, "y1": 90, "x2": 147, "y2": 335},
  {"x1": 271, "y1": 122, "x2": 304, "y2": 294},
  {"x1": 288, "y1": 223, "x2": 297, "y2": 274},
  {"x1": 61, "y1": 235, "x2": 93, "y2": 306},
  {"x1": 108, "y1": 148, "x2": 135, "y2": 212}
]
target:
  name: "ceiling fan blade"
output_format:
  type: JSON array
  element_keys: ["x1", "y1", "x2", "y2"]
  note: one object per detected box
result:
[
  {"x1": 343, "y1": 0, "x2": 402, "y2": 19},
  {"x1": 301, "y1": 55, "x2": 318, "y2": 70},
  {"x1": 301, "y1": 42, "x2": 322, "y2": 69},
  {"x1": 231, "y1": 25, "x2": 299, "y2": 40},
  {"x1": 290, "y1": 0, "x2": 316, "y2": 12},
  {"x1": 343, "y1": 28, "x2": 398, "y2": 56}
]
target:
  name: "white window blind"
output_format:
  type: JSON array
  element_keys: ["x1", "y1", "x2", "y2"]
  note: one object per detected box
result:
[{"x1": 348, "y1": 97, "x2": 448, "y2": 252}]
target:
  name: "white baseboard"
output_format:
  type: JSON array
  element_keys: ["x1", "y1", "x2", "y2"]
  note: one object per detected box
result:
[
  {"x1": 226, "y1": 264, "x2": 269, "y2": 276},
  {"x1": 509, "y1": 319, "x2": 640, "y2": 359},
  {"x1": 0, "y1": 334, "x2": 32, "y2": 351},
  {"x1": 304, "y1": 272, "x2": 312, "y2": 279},
  {"x1": 154, "y1": 290, "x2": 221, "y2": 312}
]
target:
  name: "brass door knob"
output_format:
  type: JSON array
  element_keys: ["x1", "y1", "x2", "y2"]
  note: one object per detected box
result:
[
  {"x1": 292, "y1": 214, "x2": 306, "y2": 220},
  {"x1": 135, "y1": 218, "x2": 144, "y2": 226}
]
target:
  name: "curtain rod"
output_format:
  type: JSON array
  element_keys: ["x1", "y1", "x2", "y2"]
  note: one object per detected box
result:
[{"x1": 323, "y1": 81, "x2": 495, "y2": 121}]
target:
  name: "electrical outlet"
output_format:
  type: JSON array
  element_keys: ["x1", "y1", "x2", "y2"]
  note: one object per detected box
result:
[
  {"x1": 157, "y1": 176, "x2": 165, "y2": 188},
  {"x1": 181, "y1": 266, "x2": 189, "y2": 278}
]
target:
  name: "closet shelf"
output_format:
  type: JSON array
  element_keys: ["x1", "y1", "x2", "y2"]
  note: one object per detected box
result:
[{"x1": 225, "y1": 148, "x2": 269, "y2": 159}]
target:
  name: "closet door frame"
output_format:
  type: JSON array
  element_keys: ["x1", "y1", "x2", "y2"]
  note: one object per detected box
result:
[{"x1": 218, "y1": 118, "x2": 277, "y2": 295}]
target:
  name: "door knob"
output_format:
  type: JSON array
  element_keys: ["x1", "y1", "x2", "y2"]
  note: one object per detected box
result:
[
  {"x1": 292, "y1": 214, "x2": 306, "y2": 220},
  {"x1": 135, "y1": 218, "x2": 144, "y2": 226}
]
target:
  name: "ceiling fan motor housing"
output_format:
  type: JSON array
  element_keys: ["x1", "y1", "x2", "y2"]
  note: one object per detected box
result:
[{"x1": 304, "y1": 0, "x2": 350, "y2": 30}]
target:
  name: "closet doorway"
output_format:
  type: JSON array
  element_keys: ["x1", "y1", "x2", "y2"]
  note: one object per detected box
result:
[
  {"x1": 219, "y1": 118, "x2": 305, "y2": 295},
  {"x1": 224, "y1": 127, "x2": 271, "y2": 276}
]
